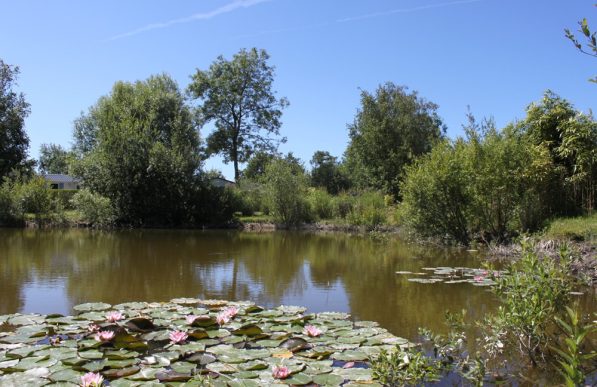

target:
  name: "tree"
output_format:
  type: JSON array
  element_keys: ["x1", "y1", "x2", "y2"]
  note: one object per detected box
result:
[
  {"x1": 242, "y1": 151, "x2": 275, "y2": 180},
  {"x1": 0, "y1": 59, "x2": 32, "y2": 178},
  {"x1": 344, "y1": 83, "x2": 445, "y2": 198},
  {"x1": 188, "y1": 48, "x2": 288, "y2": 181},
  {"x1": 564, "y1": 4, "x2": 596, "y2": 82},
  {"x1": 263, "y1": 158, "x2": 310, "y2": 226},
  {"x1": 72, "y1": 74, "x2": 202, "y2": 225},
  {"x1": 310, "y1": 150, "x2": 349, "y2": 194},
  {"x1": 39, "y1": 143, "x2": 71, "y2": 174}
]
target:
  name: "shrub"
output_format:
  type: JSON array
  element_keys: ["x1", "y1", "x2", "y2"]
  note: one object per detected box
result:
[
  {"x1": 331, "y1": 193, "x2": 356, "y2": 219},
  {"x1": 48, "y1": 189, "x2": 77, "y2": 210},
  {"x1": 0, "y1": 180, "x2": 23, "y2": 225},
  {"x1": 401, "y1": 140, "x2": 471, "y2": 244},
  {"x1": 263, "y1": 159, "x2": 311, "y2": 226},
  {"x1": 346, "y1": 190, "x2": 387, "y2": 228},
  {"x1": 17, "y1": 176, "x2": 55, "y2": 224},
  {"x1": 70, "y1": 189, "x2": 116, "y2": 227},
  {"x1": 306, "y1": 188, "x2": 334, "y2": 220}
]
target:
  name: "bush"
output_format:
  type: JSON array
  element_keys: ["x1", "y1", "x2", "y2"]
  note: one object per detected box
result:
[
  {"x1": 263, "y1": 159, "x2": 311, "y2": 226},
  {"x1": 17, "y1": 176, "x2": 55, "y2": 224},
  {"x1": 48, "y1": 189, "x2": 77, "y2": 210},
  {"x1": 70, "y1": 189, "x2": 116, "y2": 227},
  {"x1": 306, "y1": 188, "x2": 334, "y2": 220},
  {"x1": 346, "y1": 190, "x2": 387, "y2": 228},
  {"x1": 0, "y1": 180, "x2": 23, "y2": 225},
  {"x1": 331, "y1": 193, "x2": 356, "y2": 219}
]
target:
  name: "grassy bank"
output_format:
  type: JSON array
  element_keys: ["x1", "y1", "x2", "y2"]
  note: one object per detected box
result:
[{"x1": 542, "y1": 213, "x2": 597, "y2": 243}]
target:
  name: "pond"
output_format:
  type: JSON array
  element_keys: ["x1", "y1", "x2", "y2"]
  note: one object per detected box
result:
[{"x1": 0, "y1": 228, "x2": 504, "y2": 341}]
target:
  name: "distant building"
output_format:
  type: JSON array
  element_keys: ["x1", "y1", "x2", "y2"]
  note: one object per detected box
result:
[
  {"x1": 209, "y1": 177, "x2": 236, "y2": 189},
  {"x1": 43, "y1": 174, "x2": 81, "y2": 190}
]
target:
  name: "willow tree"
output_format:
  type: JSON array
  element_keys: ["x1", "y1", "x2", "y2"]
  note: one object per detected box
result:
[{"x1": 188, "y1": 48, "x2": 288, "y2": 181}]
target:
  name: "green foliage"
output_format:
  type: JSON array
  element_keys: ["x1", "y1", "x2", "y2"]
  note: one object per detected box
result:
[
  {"x1": 38, "y1": 143, "x2": 71, "y2": 174},
  {"x1": 306, "y1": 187, "x2": 334, "y2": 220},
  {"x1": 486, "y1": 242, "x2": 572, "y2": 366},
  {"x1": 543, "y1": 213, "x2": 597, "y2": 242},
  {"x1": 188, "y1": 182, "x2": 241, "y2": 226},
  {"x1": 0, "y1": 59, "x2": 33, "y2": 179},
  {"x1": 400, "y1": 94, "x2": 596, "y2": 245},
  {"x1": 401, "y1": 140, "x2": 471, "y2": 244},
  {"x1": 48, "y1": 189, "x2": 77, "y2": 210},
  {"x1": 344, "y1": 83, "x2": 445, "y2": 198},
  {"x1": 188, "y1": 48, "x2": 288, "y2": 181},
  {"x1": 17, "y1": 176, "x2": 54, "y2": 223},
  {"x1": 0, "y1": 179, "x2": 23, "y2": 225},
  {"x1": 71, "y1": 74, "x2": 202, "y2": 226},
  {"x1": 372, "y1": 346, "x2": 441, "y2": 386},
  {"x1": 346, "y1": 191, "x2": 387, "y2": 228},
  {"x1": 550, "y1": 306, "x2": 596, "y2": 386},
  {"x1": 520, "y1": 91, "x2": 597, "y2": 215},
  {"x1": 309, "y1": 150, "x2": 349, "y2": 194},
  {"x1": 70, "y1": 189, "x2": 116, "y2": 227},
  {"x1": 242, "y1": 151, "x2": 275, "y2": 180},
  {"x1": 263, "y1": 158, "x2": 311, "y2": 226}
]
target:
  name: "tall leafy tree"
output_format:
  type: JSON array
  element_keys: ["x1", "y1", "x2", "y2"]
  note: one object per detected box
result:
[
  {"x1": 188, "y1": 48, "x2": 288, "y2": 181},
  {"x1": 0, "y1": 59, "x2": 32, "y2": 178},
  {"x1": 39, "y1": 143, "x2": 71, "y2": 174},
  {"x1": 310, "y1": 150, "x2": 349, "y2": 194},
  {"x1": 72, "y1": 74, "x2": 202, "y2": 225},
  {"x1": 344, "y1": 83, "x2": 445, "y2": 198}
]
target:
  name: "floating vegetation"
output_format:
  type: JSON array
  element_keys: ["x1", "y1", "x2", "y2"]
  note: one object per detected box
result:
[
  {"x1": 0, "y1": 299, "x2": 413, "y2": 386},
  {"x1": 396, "y1": 267, "x2": 506, "y2": 287}
]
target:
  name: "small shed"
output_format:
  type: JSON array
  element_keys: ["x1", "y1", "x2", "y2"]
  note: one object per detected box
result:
[{"x1": 43, "y1": 174, "x2": 81, "y2": 190}]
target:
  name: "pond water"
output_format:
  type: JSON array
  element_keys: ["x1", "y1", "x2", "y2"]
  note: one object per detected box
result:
[
  {"x1": 1, "y1": 228, "x2": 595, "y2": 341},
  {"x1": 0, "y1": 228, "x2": 505, "y2": 339}
]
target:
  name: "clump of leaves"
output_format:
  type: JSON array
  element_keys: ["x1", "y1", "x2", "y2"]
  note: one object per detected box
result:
[
  {"x1": 371, "y1": 345, "x2": 441, "y2": 386},
  {"x1": 550, "y1": 307, "x2": 596, "y2": 386}
]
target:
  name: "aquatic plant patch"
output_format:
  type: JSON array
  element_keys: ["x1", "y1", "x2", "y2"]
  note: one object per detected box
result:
[
  {"x1": 396, "y1": 266, "x2": 506, "y2": 286},
  {"x1": 0, "y1": 299, "x2": 413, "y2": 386}
]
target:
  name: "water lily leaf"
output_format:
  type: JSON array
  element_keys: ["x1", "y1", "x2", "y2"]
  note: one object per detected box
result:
[
  {"x1": 280, "y1": 337, "x2": 309, "y2": 352},
  {"x1": 238, "y1": 360, "x2": 268, "y2": 371},
  {"x1": 189, "y1": 316, "x2": 217, "y2": 328},
  {"x1": 102, "y1": 366, "x2": 141, "y2": 379},
  {"x1": 49, "y1": 368, "x2": 82, "y2": 383},
  {"x1": 104, "y1": 349, "x2": 138, "y2": 360},
  {"x1": 331, "y1": 350, "x2": 369, "y2": 362},
  {"x1": 285, "y1": 372, "x2": 312, "y2": 385},
  {"x1": 125, "y1": 318, "x2": 155, "y2": 333},
  {"x1": 332, "y1": 367, "x2": 373, "y2": 382},
  {"x1": 14, "y1": 356, "x2": 58, "y2": 371},
  {"x1": 171, "y1": 361, "x2": 196, "y2": 374},
  {"x1": 81, "y1": 359, "x2": 107, "y2": 372},
  {"x1": 126, "y1": 366, "x2": 166, "y2": 381},
  {"x1": 114, "y1": 302, "x2": 148, "y2": 310},
  {"x1": 105, "y1": 358, "x2": 139, "y2": 369},
  {"x1": 313, "y1": 373, "x2": 344, "y2": 386},
  {"x1": 232, "y1": 324, "x2": 263, "y2": 337},
  {"x1": 0, "y1": 359, "x2": 19, "y2": 370},
  {"x1": 185, "y1": 328, "x2": 208, "y2": 340},
  {"x1": 73, "y1": 303, "x2": 111, "y2": 313},
  {"x1": 206, "y1": 362, "x2": 238, "y2": 374},
  {"x1": 79, "y1": 350, "x2": 104, "y2": 360},
  {"x1": 184, "y1": 352, "x2": 216, "y2": 365},
  {"x1": 0, "y1": 372, "x2": 50, "y2": 386},
  {"x1": 171, "y1": 298, "x2": 200, "y2": 305},
  {"x1": 244, "y1": 306, "x2": 264, "y2": 314},
  {"x1": 113, "y1": 332, "x2": 148, "y2": 351}
]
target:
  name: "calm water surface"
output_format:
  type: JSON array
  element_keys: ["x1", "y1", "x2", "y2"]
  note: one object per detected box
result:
[{"x1": 1, "y1": 228, "x2": 593, "y2": 343}]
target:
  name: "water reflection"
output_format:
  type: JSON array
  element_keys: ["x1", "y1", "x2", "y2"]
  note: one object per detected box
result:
[{"x1": 0, "y1": 228, "x2": 515, "y2": 338}]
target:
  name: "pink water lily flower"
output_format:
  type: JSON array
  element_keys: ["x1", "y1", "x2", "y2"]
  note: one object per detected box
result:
[
  {"x1": 303, "y1": 324, "x2": 323, "y2": 337},
  {"x1": 473, "y1": 275, "x2": 484, "y2": 282},
  {"x1": 185, "y1": 315, "x2": 197, "y2": 325},
  {"x1": 272, "y1": 365, "x2": 291, "y2": 379},
  {"x1": 94, "y1": 330, "x2": 115, "y2": 342},
  {"x1": 80, "y1": 372, "x2": 104, "y2": 387},
  {"x1": 216, "y1": 312, "x2": 231, "y2": 326},
  {"x1": 106, "y1": 311, "x2": 124, "y2": 323},
  {"x1": 169, "y1": 330, "x2": 188, "y2": 344},
  {"x1": 222, "y1": 306, "x2": 239, "y2": 318},
  {"x1": 87, "y1": 323, "x2": 100, "y2": 333}
]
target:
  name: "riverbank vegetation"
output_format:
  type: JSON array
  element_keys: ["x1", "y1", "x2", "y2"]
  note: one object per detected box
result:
[{"x1": 0, "y1": 52, "x2": 595, "y2": 247}]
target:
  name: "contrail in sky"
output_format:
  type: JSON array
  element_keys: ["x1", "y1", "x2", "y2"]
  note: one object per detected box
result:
[
  {"x1": 232, "y1": 0, "x2": 483, "y2": 39},
  {"x1": 108, "y1": 0, "x2": 272, "y2": 41},
  {"x1": 336, "y1": 0, "x2": 483, "y2": 23}
]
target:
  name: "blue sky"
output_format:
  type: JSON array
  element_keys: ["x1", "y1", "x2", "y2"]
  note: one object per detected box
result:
[{"x1": 1, "y1": 0, "x2": 595, "y2": 179}]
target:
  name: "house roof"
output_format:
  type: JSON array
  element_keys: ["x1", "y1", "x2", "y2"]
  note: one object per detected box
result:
[{"x1": 43, "y1": 174, "x2": 80, "y2": 184}]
